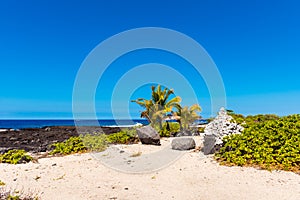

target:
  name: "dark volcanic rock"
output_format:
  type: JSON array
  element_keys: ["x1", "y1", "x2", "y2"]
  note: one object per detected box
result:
[
  {"x1": 202, "y1": 135, "x2": 223, "y2": 155},
  {"x1": 171, "y1": 137, "x2": 196, "y2": 150},
  {"x1": 0, "y1": 126, "x2": 123, "y2": 153},
  {"x1": 136, "y1": 126, "x2": 160, "y2": 145},
  {"x1": 0, "y1": 147, "x2": 13, "y2": 154}
]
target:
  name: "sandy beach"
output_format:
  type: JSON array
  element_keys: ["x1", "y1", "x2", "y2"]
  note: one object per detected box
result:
[{"x1": 1, "y1": 136, "x2": 299, "y2": 200}]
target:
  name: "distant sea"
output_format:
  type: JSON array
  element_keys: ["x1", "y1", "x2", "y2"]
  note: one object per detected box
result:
[{"x1": 0, "y1": 119, "x2": 149, "y2": 129}]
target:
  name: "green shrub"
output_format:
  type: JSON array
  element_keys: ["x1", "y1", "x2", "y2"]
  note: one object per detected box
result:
[
  {"x1": 50, "y1": 136, "x2": 87, "y2": 155},
  {"x1": 197, "y1": 127, "x2": 205, "y2": 133},
  {"x1": 215, "y1": 114, "x2": 300, "y2": 172},
  {"x1": 245, "y1": 114, "x2": 280, "y2": 124},
  {"x1": 158, "y1": 122, "x2": 180, "y2": 137},
  {"x1": 50, "y1": 129, "x2": 139, "y2": 155},
  {"x1": 0, "y1": 150, "x2": 32, "y2": 164},
  {"x1": 107, "y1": 128, "x2": 137, "y2": 144},
  {"x1": 0, "y1": 180, "x2": 5, "y2": 186},
  {"x1": 229, "y1": 113, "x2": 246, "y2": 124},
  {"x1": 7, "y1": 195, "x2": 20, "y2": 200},
  {"x1": 50, "y1": 134, "x2": 110, "y2": 155},
  {"x1": 81, "y1": 133, "x2": 108, "y2": 152},
  {"x1": 229, "y1": 112, "x2": 280, "y2": 126}
]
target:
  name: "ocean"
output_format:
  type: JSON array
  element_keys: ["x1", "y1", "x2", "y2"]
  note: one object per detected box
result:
[{"x1": 0, "y1": 119, "x2": 149, "y2": 129}]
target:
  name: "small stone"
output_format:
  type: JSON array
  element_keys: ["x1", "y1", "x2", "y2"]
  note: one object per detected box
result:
[{"x1": 171, "y1": 137, "x2": 196, "y2": 150}]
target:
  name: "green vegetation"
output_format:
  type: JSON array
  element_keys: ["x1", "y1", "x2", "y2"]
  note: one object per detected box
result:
[
  {"x1": 7, "y1": 195, "x2": 21, "y2": 200},
  {"x1": 50, "y1": 133, "x2": 109, "y2": 155},
  {"x1": 0, "y1": 180, "x2": 5, "y2": 186},
  {"x1": 158, "y1": 122, "x2": 180, "y2": 137},
  {"x1": 0, "y1": 188, "x2": 39, "y2": 200},
  {"x1": 81, "y1": 133, "x2": 108, "y2": 152},
  {"x1": 50, "y1": 129, "x2": 138, "y2": 155},
  {"x1": 197, "y1": 126, "x2": 205, "y2": 133},
  {"x1": 132, "y1": 85, "x2": 202, "y2": 135},
  {"x1": 215, "y1": 114, "x2": 300, "y2": 172},
  {"x1": 176, "y1": 104, "x2": 201, "y2": 130},
  {"x1": 131, "y1": 85, "x2": 182, "y2": 128},
  {"x1": 0, "y1": 150, "x2": 32, "y2": 164},
  {"x1": 107, "y1": 128, "x2": 137, "y2": 144},
  {"x1": 50, "y1": 136, "x2": 87, "y2": 155},
  {"x1": 228, "y1": 111, "x2": 280, "y2": 126}
]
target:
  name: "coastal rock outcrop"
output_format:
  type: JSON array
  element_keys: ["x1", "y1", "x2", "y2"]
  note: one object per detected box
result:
[
  {"x1": 171, "y1": 137, "x2": 196, "y2": 150},
  {"x1": 0, "y1": 126, "x2": 125, "y2": 153},
  {"x1": 203, "y1": 107, "x2": 244, "y2": 155},
  {"x1": 136, "y1": 125, "x2": 160, "y2": 145}
]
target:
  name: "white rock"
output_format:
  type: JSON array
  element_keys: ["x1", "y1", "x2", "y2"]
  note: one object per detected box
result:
[{"x1": 204, "y1": 107, "x2": 244, "y2": 145}]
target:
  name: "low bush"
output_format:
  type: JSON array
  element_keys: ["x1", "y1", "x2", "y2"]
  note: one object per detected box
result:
[
  {"x1": 0, "y1": 180, "x2": 5, "y2": 186},
  {"x1": 0, "y1": 150, "x2": 32, "y2": 164},
  {"x1": 107, "y1": 128, "x2": 138, "y2": 144},
  {"x1": 81, "y1": 133, "x2": 108, "y2": 152},
  {"x1": 50, "y1": 133, "x2": 110, "y2": 155},
  {"x1": 215, "y1": 114, "x2": 300, "y2": 172},
  {"x1": 50, "y1": 130, "x2": 138, "y2": 155},
  {"x1": 197, "y1": 127, "x2": 205, "y2": 133},
  {"x1": 158, "y1": 122, "x2": 180, "y2": 137},
  {"x1": 229, "y1": 112, "x2": 280, "y2": 126},
  {"x1": 50, "y1": 136, "x2": 87, "y2": 155}
]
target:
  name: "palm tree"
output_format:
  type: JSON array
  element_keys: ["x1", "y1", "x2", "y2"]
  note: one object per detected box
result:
[
  {"x1": 131, "y1": 98, "x2": 153, "y2": 122},
  {"x1": 177, "y1": 104, "x2": 201, "y2": 130},
  {"x1": 131, "y1": 85, "x2": 182, "y2": 128},
  {"x1": 150, "y1": 85, "x2": 181, "y2": 112}
]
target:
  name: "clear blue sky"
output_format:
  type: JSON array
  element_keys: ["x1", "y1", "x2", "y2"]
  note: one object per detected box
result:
[{"x1": 0, "y1": 0, "x2": 299, "y2": 119}]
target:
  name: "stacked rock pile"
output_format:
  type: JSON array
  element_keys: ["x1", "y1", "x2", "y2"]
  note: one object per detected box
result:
[{"x1": 203, "y1": 107, "x2": 244, "y2": 154}]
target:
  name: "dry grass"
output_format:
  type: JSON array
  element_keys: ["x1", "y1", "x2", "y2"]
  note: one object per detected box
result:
[{"x1": 130, "y1": 151, "x2": 142, "y2": 157}]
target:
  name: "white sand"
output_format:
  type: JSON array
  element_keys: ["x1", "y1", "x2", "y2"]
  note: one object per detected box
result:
[{"x1": 0, "y1": 137, "x2": 299, "y2": 200}]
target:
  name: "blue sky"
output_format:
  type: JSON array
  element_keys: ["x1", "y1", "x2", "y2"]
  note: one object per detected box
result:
[{"x1": 0, "y1": 0, "x2": 299, "y2": 119}]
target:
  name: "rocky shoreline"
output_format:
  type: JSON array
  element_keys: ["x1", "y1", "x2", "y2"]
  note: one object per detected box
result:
[{"x1": 0, "y1": 126, "x2": 122, "y2": 154}]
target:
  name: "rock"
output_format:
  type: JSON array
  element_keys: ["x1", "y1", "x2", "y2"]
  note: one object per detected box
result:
[
  {"x1": 136, "y1": 125, "x2": 160, "y2": 145},
  {"x1": 203, "y1": 135, "x2": 222, "y2": 155},
  {"x1": 203, "y1": 135, "x2": 216, "y2": 155},
  {"x1": 175, "y1": 130, "x2": 192, "y2": 137},
  {"x1": 203, "y1": 107, "x2": 244, "y2": 154},
  {"x1": 9, "y1": 137, "x2": 17, "y2": 141},
  {"x1": 0, "y1": 147, "x2": 12, "y2": 154},
  {"x1": 171, "y1": 137, "x2": 196, "y2": 150},
  {"x1": 0, "y1": 126, "x2": 126, "y2": 153}
]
